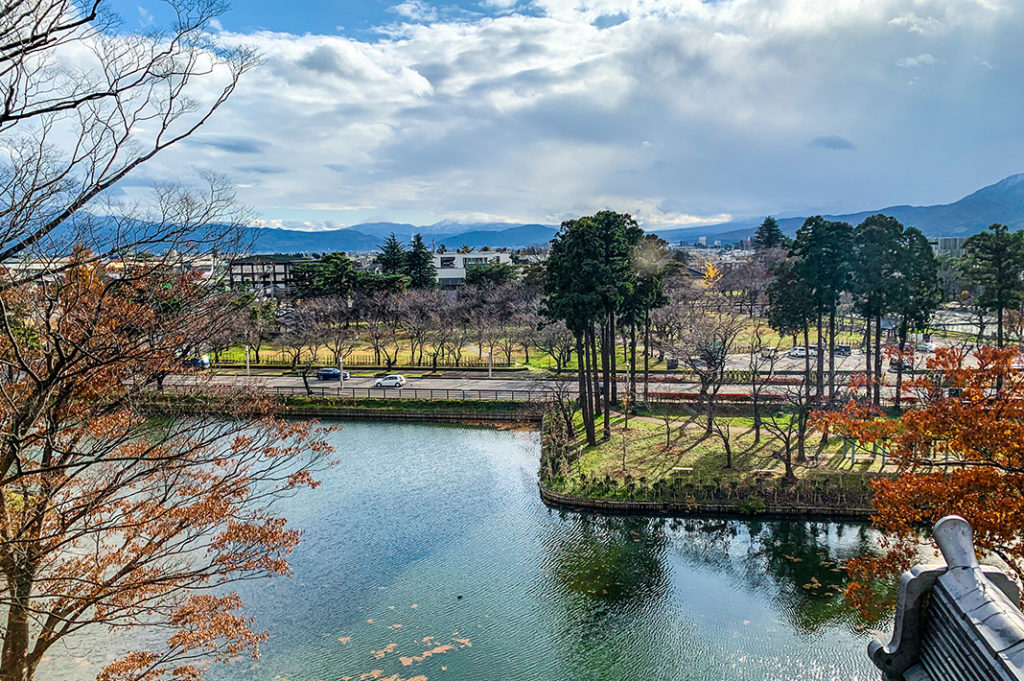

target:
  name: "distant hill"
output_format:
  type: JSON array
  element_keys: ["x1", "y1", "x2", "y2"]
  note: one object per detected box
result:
[
  {"x1": 246, "y1": 222, "x2": 557, "y2": 253},
  {"x1": 654, "y1": 173, "x2": 1024, "y2": 244},
  {"x1": 59, "y1": 173, "x2": 1017, "y2": 255}
]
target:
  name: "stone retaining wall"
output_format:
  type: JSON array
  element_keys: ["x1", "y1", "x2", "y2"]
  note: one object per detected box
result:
[{"x1": 538, "y1": 481, "x2": 873, "y2": 521}]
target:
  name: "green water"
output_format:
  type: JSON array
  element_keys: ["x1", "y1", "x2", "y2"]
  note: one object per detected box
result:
[{"x1": 41, "y1": 422, "x2": 884, "y2": 681}]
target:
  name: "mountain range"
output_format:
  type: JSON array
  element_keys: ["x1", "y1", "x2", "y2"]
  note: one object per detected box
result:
[{"x1": 242, "y1": 172, "x2": 1024, "y2": 253}]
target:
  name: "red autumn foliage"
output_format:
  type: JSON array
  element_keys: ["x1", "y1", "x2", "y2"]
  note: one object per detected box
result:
[
  {"x1": 0, "y1": 258, "x2": 332, "y2": 681},
  {"x1": 813, "y1": 345, "x2": 1024, "y2": 615}
]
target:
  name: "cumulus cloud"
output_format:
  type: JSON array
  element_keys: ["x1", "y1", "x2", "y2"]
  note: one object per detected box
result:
[{"x1": 127, "y1": 0, "x2": 1024, "y2": 228}]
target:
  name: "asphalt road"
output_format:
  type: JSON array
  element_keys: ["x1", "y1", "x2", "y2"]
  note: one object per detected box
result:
[{"x1": 176, "y1": 347, "x2": 931, "y2": 400}]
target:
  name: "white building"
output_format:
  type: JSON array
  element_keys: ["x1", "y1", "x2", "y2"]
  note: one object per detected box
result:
[
  {"x1": 927, "y1": 237, "x2": 969, "y2": 259},
  {"x1": 433, "y1": 251, "x2": 514, "y2": 287}
]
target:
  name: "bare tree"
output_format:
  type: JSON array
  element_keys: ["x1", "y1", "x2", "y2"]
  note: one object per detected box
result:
[
  {"x1": 1, "y1": 1, "x2": 258, "y2": 286},
  {"x1": 669, "y1": 302, "x2": 744, "y2": 468},
  {"x1": 746, "y1": 319, "x2": 780, "y2": 443},
  {"x1": 532, "y1": 319, "x2": 575, "y2": 372},
  {"x1": 533, "y1": 372, "x2": 577, "y2": 439},
  {"x1": 309, "y1": 297, "x2": 359, "y2": 369},
  {"x1": 0, "y1": 6, "x2": 341, "y2": 681},
  {"x1": 761, "y1": 379, "x2": 815, "y2": 479},
  {"x1": 278, "y1": 306, "x2": 324, "y2": 395}
]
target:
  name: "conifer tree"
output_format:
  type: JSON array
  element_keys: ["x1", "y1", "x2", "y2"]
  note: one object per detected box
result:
[
  {"x1": 960, "y1": 223, "x2": 1024, "y2": 348},
  {"x1": 375, "y1": 233, "x2": 407, "y2": 275},
  {"x1": 754, "y1": 216, "x2": 785, "y2": 249},
  {"x1": 404, "y1": 233, "x2": 438, "y2": 288}
]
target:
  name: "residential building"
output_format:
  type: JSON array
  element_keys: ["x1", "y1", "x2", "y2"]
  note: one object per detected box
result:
[
  {"x1": 433, "y1": 251, "x2": 514, "y2": 287},
  {"x1": 928, "y1": 236, "x2": 969, "y2": 259},
  {"x1": 227, "y1": 254, "x2": 314, "y2": 296}
]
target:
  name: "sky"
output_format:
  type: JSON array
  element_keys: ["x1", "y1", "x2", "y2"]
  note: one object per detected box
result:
[{"x1": 103, "y1": 0, "x2": 1024, "y2": 231}]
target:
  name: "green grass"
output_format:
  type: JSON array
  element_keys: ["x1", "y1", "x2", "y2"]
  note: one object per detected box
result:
[{"x1": 562, "y1": 409, "x2": 887, "y2": 492}]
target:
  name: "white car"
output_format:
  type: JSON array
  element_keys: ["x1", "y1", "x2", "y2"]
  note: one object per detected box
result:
[
  {"x1": 787, "y1": 346, "x2": 818, "y2": 359},
  {"x1": 374, "y1": 374, "x2": 406, "y2": 388},
  {"x1": 916, "y1": 342, "x2": 937, "y2": 353}
]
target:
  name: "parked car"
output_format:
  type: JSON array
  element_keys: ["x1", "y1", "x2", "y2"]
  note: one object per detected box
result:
[
  {"x1": 316, "y1": 367, "x2": 350, "y2": 380},
  {"x1": 834, "y1": 344, "x2": 852, "y2": 357},
  {"x1": 760, "y1": 347, "x2": 779, "y2": 359},
  {"x1": 183, "y1": 354, "x2": 210, "y2": 369},
  {"x1": 888, "y1": 358, "x2": 914, "y2": 373},
  {"x1": 374, "y1": 374, "x2": 406, "y2": 388},
  {"x1": 788, "y1": 346, "x2": 807, "y2": 359},
  {"x1": 916, "y1": 342, "x2": 937, "y2": 353}
]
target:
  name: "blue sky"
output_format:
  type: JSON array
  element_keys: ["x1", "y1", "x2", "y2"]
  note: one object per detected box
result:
[
  {"x1": 101, "y1": 0, "x2": 1024, "y2": 230},
  {"x1": 108, "y1": 1, "x2": 527, "y2": 37}
]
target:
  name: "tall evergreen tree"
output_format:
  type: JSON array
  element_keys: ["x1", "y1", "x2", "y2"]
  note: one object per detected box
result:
[
  {"x1": 790, "y1": 216, "x2": 853, "y2": 398},
  {"x1": 754, "y1": 216, "x2": 785, "y2": 249},
  {"x1": 852, "y1": 215, "x2": 904, "y2": 405},
  {"x1": 404, "y1": 233, "x2": 438, "y2": 288},
  {"x1": 766, "y1": 258, "x2": 816, "y2": 461},
  {"x1": 543, "y1": 217, "x2": 605, "y2": 446},
  {"x1": 375, "y1": 233, "x2": 406, "y2": 275},
  {"x1": 960, "y1": 223, "x2": 1024, "y2": 348},
  {"x1": 292, "y1": 252, "x2": 357, "y2": 297},
  {"x1": 890, "y1": 227, "x2": 941, "y2": 406}
]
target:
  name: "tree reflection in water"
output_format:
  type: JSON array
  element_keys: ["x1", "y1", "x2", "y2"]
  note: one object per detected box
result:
[
  {"x1": 537, "y1": 511, "x2": 677, "y2": 680},
  {"x1": 539, "y1": 513, "x2": 884, "y2": 667},
  {"x1": 668, "y1": 518, "x2": 885, "y2": 634}
]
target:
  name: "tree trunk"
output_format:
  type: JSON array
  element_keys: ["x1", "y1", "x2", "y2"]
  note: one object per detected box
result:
[
  {"x1": 643, "y1": 312, "x2": 651, "y2": 403},
  {"x1": 629, "y1": 322, "x2": 638, "y2": 408},
  {"x1": 1, "y1": 572, "x2": 36, "y2": 681},
  {"x1": 577, "y1": 334, "x2": 595, "y2": 446},
  {"x1": 895, "y1": 321, "x2": 906, "y2": 410},
  {"x1": 864, "y1": 316, "x2": 872, "y2": 400},
  {"x1": 798, "y1": 327, "x2": 810, "y2": 463},
  {"x1": 589, "y1": 326, "x2": 602, "y2": 419},
  {"x1": 874, "y1": 314, "x2": 883, "y2": 406},
  {"x1": 783, "y1": 446, "x2": 795, "y2": 480},
  {"x1": 720, "y1": 428, "x2": 732, "y2": 469},
  {"x1": 998, "y1": 303, "x2": 1005, "y2": 348},
  {"x1": 816, "y1": 311, "x2": 825, "y2": 397},
  {"x1": 601, "y1": 318, "x2": 611, "y2": 440},
  {"x1": 828, "y1": 308, "x2": 836, "y2": 400},
  {"x1": 752, "y1": 389, "x2": 761, "y2": 443},
  {"x1": 609, "y1": 311, "x2": 618, "y2": 404}
]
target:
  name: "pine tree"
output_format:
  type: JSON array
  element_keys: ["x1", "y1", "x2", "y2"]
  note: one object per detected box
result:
[
  {"x1": 375, "y1": 233, "x2": 406, "y2": 275},
  {"x1": 754, "y1": 216, "x2": 785, "y2": 249},
  {"x1": 404, "y1": 233, "x2": 438, "y2": 289},
  {"x1": 960, "y1": 223, "x2": 1024, "y2": 348},
  {"x1": 292, "y1": 252, "x2": 356, "y2": 297}
]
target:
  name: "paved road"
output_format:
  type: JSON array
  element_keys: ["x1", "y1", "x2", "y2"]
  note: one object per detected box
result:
[{"x1": 171, "y1": 361, "x2": 920, "y2": 402}]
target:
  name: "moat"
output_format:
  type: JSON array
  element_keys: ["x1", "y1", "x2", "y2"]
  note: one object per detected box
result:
[{"x1": 44, "y1": 421, "x2": 883, "y2": 681}]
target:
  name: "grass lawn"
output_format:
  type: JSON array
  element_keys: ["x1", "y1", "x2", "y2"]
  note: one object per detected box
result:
[{"x1": 563, "y1": 409, "x2": 888, "y2": 492}]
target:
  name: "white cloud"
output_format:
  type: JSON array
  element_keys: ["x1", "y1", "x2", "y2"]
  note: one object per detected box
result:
[
  {"x1": 896, "y1": 53, "x2": 938, "y2": 68},
  {"x1": 122, "y1": 0, "x2": 1024, "y2": 229},
  {"x1": 392, "y1": 1, "x2": 438, "y2": 22}
]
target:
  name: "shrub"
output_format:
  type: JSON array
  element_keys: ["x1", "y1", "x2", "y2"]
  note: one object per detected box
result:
[{"x1": 739, "y1": 494, "x2": 767, "y2": 516}]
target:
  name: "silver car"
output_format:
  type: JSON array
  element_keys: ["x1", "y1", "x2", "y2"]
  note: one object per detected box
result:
[{"x1": 374, "y1": 374, "x2": 406, "y2": 388}]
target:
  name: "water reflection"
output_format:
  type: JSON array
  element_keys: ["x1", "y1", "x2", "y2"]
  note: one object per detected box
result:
[{"x1": 41, "y1": 423, "x2": 881, "y2": 681}]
